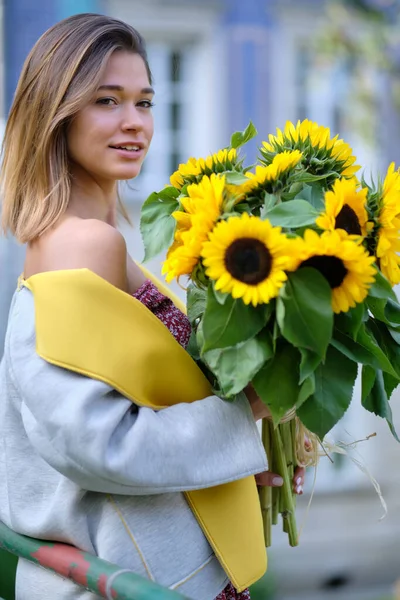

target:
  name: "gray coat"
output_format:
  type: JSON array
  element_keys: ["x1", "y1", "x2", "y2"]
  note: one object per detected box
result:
[{"x1": 0, "y1": 285, "x2": 268, "y2": 600}]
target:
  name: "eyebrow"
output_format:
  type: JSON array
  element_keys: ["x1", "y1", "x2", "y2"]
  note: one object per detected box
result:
[{"x1": 97, "y1": 84, "x2": 155, "y2": 94}]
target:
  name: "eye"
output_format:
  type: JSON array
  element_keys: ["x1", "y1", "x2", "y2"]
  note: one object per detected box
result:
[
  {"x1": 96, "y1": 97, "x2": 117, "y2": 106},
  {"x1": 137, "y1": 100, "x2": 155, "y2": 109}
]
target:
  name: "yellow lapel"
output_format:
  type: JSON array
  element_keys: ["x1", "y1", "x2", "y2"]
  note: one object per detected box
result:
[{"x1": 21, "y1": 268, "x2": 267, "y2": 590}]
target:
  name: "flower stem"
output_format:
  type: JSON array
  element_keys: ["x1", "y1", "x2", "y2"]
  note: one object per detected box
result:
[
  {"x1": 260, "y1": 420, "x2": 273, "y2": 546},
  {"x1": 272, "y1": 486, "x2": 279, "y2": 525},
  {"x1": 280, "y1": 422, "x2": 294, "y2": 534},
  {"x1": 272, "y1": 425, "x2": 298, "y2": 546},
  {"x1": 259, "y1": 419, "x2": 299, "y2": 546}
]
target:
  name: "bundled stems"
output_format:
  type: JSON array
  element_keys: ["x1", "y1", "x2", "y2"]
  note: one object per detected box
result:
[
  {"x1": 259, "y1": 419, "x2": 299, "y2": 547},
  {"x1": 280, "y1": 422, "x2": 294, "y2": 534},
  {"x1": 260, "y1": 420, "x2": 272, "y2": 547}
]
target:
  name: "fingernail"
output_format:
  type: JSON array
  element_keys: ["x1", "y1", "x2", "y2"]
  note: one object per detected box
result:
[
  {"x1": 272, "y1": 476, "x2": 283, "y2": 486},
  {"x1": 296, "y1": 485, "x2": 303, "y2": 494},
  {"x1": 296, "y1": 477, "x2": 302, "y2": 485}
]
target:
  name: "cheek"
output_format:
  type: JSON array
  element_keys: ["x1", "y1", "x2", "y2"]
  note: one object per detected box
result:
[
  {"x1": 146, "y1": 115, "x2": 155, "y2": 143},
  {"x1": 67, "y1": 117, "x2": 91, "y2": 162},
  {"x1": 67, "y1": 115, "x2": 110, "y2": 162}
]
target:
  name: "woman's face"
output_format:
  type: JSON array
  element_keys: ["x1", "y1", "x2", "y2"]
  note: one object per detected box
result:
[{"x1": 67, "y1": 50, "x2": 154, "y2": 183}]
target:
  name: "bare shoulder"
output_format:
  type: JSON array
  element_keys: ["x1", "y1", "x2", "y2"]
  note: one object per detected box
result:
[
  {"x1": 33, "y1": 218, "x2": 128, "y2": 291},
  {"x1": 68, "y1": 218, "x2": 126, "y2": 254}
]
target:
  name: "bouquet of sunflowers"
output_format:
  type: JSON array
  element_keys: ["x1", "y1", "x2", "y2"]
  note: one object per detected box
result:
[{"x1": 140, "y1": 119, "x2": 400, "y2": 547}]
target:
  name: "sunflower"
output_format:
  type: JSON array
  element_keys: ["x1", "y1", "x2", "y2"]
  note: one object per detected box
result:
[
  {"x1": 375, "y1": 162, "x2": 400, "y2": 285},
  {"x1": 260, "y1": 119, "x2": 360, "y2": 184},
  {"x1": 170, "y1": 158, "x2": 201, "y2": 189},
  {"x1": 162, "y1": 174, "x2": 225, "y2": 282},
  {"x1": 289, "y1": 229, "x2": 376, "y2": 313},
  {"x1": 228, "y1": 150, "x2": 302, "y2": 201},
  {"x1": 200, "y1": 213, "x2": 296, "y2": 306},
  {"x1": 170, "y1": 148, "x2": 238, "y2": 189},
  {"x1": 162, "y1": 231, "x2": 206, "y2": 283},
  {"x1": 316, "y1": 177, "x2": 370, "y2": 236}
]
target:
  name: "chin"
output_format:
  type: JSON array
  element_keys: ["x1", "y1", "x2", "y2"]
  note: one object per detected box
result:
[{"x1": 113, "y1": 166, "x2": 143, "y2": 180}]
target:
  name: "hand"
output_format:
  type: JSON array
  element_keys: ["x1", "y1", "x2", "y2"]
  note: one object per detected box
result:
[
  {"x1": 245, "y1": 384, "x2": 272, "y2": 421},
  {"x1": 255, "y1": 465, "x2": 305, "y2": 495},
  {"x1": 245, "y1": 385, "x2": 307, "y2": 495}
]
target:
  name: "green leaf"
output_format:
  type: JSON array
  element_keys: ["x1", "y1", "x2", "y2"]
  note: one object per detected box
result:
[
  {"x1": 299, "y1": 348, "x2": 322, "y2": 384},
  {"x1": 331, "y1": 325, "x2": 398, "y2": 378},
  {"x1": 158, "y1": 186, "x2": 181, "y2": 201},
  {"x1": 203, "y1": 331, "x2": 273, "y2": 397},
  {"x1": 388, "y1": 327, "x2": 400, "y2": 344},
  {"x1": 212, "y1": 282, "x2": 230, "y2": 305},
  {"x1": 297, "y1": 373, "x2": 315, "y2": 409},
  {"x1": 366, "y1": 296, "x2": 389, "y2": 324},
  {"x1": 362, "y1": 368, "x2": 400, "y2": 442},
  {"x1": 334, "y1": 303, "x2": 366, "y2": 340},
  {"x1": 368, "y1": 269, "x2": 397, "y2": 301},
  {"x1": 385, "y1": 298, "x2": 400, "y2": 326},
  {"x1": 367, "y1": 295, "x2": 400, "y2": 328},
  {"x1": 366, "y1": 269, "x2": 400, "y2": 325},
  {"x1": 367, "y1": 319, "x2": 400, "y2": 378},
  {"x1": 262, "y1": 200, "x2": 318, "y2": 228},
  {"x1": 361, "y1": 365, "x2": 375, "y2": 403},
  {"x1": 186, "y1": 330, "x2": 200, "y2": 361},
  {"x1": 296, "y1": 346, "x2": 357, "y2": 439},
  {"x1": 272, "y1": 319, "x2": 280, "y2": 351},
  {"x1": 260, "y1": 193, "x2": 278, "y2": 216},
  {"x1": 230, "y1": 122, "x2": 258, "y2": 150},
  {"x1": 224, "y1": 171, "x2": 250, "y2": 185},
  {"x1": 202, "y1": 285, "x2": 270, "y2": 351},
  {"x1": 196, "y1": 319, "x2": 205, "y2": 350},
  {"x1": 277, "y1": 268, "x2": 333, "y2": 358},
  {"x1": 253, "y1": 344, "x2": 300, "y2": 426},
  {"x1": 140, "y1": 189, "x2": 180, "y2": 262},
  {"x1": 294, "y1": 182, "x2": 325, "y2": 211},
  {"x1": 187, "y1": 284, "x2": 207, "y2": 326},
  {"x1": 294, "y1": 172, "x2": 337, "y2": 184},
  {"x1": 383, "y1": 372, "x2": 399, "y2": 399}
]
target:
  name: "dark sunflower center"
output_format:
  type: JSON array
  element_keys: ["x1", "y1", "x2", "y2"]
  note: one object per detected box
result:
[
  {"x1": 300, "y1": 255, "x2": 347, "y2": 288},
  {"x1": 224, "y1": 238, "x2": 272, "y2": 284},
  {"x1": 335, "y1": 205, "x2": 362, "y2": 235}
]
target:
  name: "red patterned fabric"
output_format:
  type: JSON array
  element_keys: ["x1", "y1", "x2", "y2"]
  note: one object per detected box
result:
[
  {"x1": 133, "y1": 279, "x2": 191, "y2": 348},
  {"x1": 133, "y1": 279, "x2": 251, "y2": 600},
  {"x1": 215, "y1": 583, "x2": 251, "y2": 600}
]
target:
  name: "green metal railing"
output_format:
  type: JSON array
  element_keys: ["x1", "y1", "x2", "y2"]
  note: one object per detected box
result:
[{"x1": 0, "y1": 521, "x2": 187, "y2": 600}]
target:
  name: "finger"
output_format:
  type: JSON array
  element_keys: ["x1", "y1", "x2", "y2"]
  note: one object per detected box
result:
[
  {"x1": 294, "y1": 466, "x2": 305, "y2": 483},
  {"x1": 293, "y1": 466, "x2": 305, "y2": 494},
  {"x1": 255, "y1": 472, "x2": 283, "y2": 487},
  {"x1": 304, "y1": 435, "x2": 312, "y2": 450}
]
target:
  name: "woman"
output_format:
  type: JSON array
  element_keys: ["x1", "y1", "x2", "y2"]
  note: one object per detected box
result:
[{"x1": 0, "y1": 13, "x2": 305, "y2": 600}]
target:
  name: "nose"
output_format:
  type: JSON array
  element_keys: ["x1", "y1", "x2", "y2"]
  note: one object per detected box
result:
[{"x1": 120, "y1": 104, "x2": 144, "y2": 132}]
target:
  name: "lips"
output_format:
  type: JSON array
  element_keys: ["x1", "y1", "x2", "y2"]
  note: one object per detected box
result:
[{"x1": 109, "y1": 142, "x2": 145, "y2": 151}]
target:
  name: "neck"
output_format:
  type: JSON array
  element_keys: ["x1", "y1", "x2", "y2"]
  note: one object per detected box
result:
[{"x1": 66, "y1": 163, "x2": 118, "y2": 223}]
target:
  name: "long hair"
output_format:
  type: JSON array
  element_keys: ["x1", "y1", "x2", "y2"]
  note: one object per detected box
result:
[{"x1": 0, "y1": 13, "x2": 152, "y2": 243}]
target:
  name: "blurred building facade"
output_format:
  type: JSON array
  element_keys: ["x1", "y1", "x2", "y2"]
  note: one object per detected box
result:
[{"x1": 1, "y1": 1, "x2": 400, "y2": 599}]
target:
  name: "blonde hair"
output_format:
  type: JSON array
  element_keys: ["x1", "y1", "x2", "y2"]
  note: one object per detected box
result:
[{"x1": 0, "y1": 13, "x2": 152, "y2": 243}]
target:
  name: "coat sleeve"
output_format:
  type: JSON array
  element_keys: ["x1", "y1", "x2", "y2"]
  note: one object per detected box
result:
[{"x1": 12, "y1": 344, "x2": 268, "y2": 495}]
